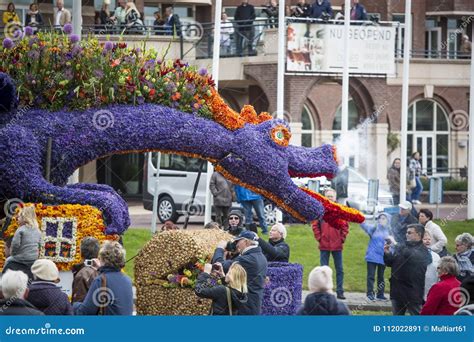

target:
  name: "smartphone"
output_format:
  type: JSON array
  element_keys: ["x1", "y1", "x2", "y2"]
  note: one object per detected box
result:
[{"x1": 204, "y1": 263, "x2": 213, "y2": 274}]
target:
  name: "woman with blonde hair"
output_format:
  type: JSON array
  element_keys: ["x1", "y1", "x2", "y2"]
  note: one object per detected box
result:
[
  {"x1": 195, "y1": 262, "x2": 248, "y2": 315},
  {"x1": 124, "y1": 1, "x2": 144, "y2": 34},
  {"x1": 2, "y1": 205, "x2": 41, "y2": 278}
]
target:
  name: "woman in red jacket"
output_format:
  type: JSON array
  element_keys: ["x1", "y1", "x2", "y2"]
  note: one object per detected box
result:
[
  {"x1": 311, "y1": 188, "x2": 349, "y2": 300},
  {"x1": 421, "y1": 256, "x2": 461, "y2": 315}
]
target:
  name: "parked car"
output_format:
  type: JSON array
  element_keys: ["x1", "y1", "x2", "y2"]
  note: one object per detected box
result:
[{"x1": 143, "y1": 152, "x2": 276, "y2": 225}]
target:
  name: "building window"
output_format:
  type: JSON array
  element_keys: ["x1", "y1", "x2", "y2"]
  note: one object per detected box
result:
[
  {"x1": 407, "y1": 99, "x2": 450, "y2": 175},
  {"x1": 425, "y1": 18, "x2": 441, "y2": 58},
  {"x1": 301, "y1": 105, "x2": 316, "y2": 147},
  {"x1": 332, "y1": 99, "x2": 360, "y2": 140}
]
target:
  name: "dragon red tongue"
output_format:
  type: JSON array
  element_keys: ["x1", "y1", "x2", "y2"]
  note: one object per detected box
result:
[{"x1": 300, "y1": 188, "x2": 365, "y2": 228}]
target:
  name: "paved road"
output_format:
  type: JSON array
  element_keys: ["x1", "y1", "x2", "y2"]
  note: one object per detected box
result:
[{"x1": 128, "y1": 200, "x2": 469, "y2": 230}]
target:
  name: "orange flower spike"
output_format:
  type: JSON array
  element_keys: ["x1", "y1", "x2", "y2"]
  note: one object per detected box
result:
[
  {"x1": 258, "y1": 112, "x2": 273, "y2": 123},
  {"x1": 240, "y1": 105, "x2": 259, "y2": 125}
]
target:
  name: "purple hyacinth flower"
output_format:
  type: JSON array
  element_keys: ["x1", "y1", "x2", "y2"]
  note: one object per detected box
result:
[
  {"x1": 63, "y1": 23, "x2": 73, "y2": 34},
  {"x1": 2, "y1": 38, "x2": 14, "y2": 49},
  {"x1": 198, "y1": 68, "x2": 207, "y2": 76},
  {"x1": 104, "y1": 41, "x2": 113, "y2": 51},
  {"x1": 24, "y1": 26, "x2": 34, "y2": 36},
  {"x1": 70, "y1": 34, "x2": 80, "y2": 44}
]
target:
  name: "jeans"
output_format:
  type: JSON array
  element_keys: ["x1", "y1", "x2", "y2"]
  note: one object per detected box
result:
[
  {"x1": 410, "y1": 177, "x2": 423, "y2": 201},
  {"x1": 241, "y1": 199, "x2": 268, "y2": 233},
  {"x1": 391, "y1": 299, "x2": 422, "y2": 315},
  {"x1": 367, "y1": 262, "x2": 385, "y2": 298},
  {"x1": 236, "y1": 28, "x2": 254, "y2": 56},
  {"x1": 320, "y1": 250, "x2": 344, "y2": 294},
  {"x1": 214, "y1": 206, "x2": 230, "y2": 229}
]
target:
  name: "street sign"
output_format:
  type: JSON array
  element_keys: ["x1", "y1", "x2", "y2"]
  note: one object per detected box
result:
[{"x1": 429, "y1": 177, "x2": 443, "y2": 204}]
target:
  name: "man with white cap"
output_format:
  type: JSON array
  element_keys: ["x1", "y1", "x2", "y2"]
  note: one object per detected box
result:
[
  {"x1": 391, "y1": 201, "x2": 418, "y2": 244},
  {"x1": 257, "y1": 223, "x2": 290, "y2": 262},
  {"x1": 28, "y1": 259, "x2": 72, "y2": 315},
  {"x1": 0, "y1": 270, "x2": 44, "y2": 315},
  {"x1": 213, "y1": 230, "x2": 268, "y2": 315}
]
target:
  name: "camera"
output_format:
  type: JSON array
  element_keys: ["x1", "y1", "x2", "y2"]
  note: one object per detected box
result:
[
  {"x1": 225, "y1": 241, "x2": 237, "y2": 253},
  {"x1": 211, "y1": 263, "x2": 220, "y2": 271},
  {"x1": 84, "y1": 259, "x2": 93, "y2": 267}
]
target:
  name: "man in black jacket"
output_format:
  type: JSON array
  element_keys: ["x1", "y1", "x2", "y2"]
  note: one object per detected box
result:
[
  {"x1": 258, "y1": 223, "x2": 290, "y2": 262},
  {"x1": 391, "y1": 201, "x2": 418, "y2": 244},
  {"x1": 234, "y1": 0, "x2": 256, "y2": 56},
  {"x1": 384, "y1": 224, "x2": 432, "y2": 315},
  {"x1": 212, "y1": 230, "x2": 268, "y2": 315}
]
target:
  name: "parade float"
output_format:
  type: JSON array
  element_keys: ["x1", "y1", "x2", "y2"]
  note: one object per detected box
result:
[{"x1": 0, "y1": 25, "x2": 364, "y2": 313}]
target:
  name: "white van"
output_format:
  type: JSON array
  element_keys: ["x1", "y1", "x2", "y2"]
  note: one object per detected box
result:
[{"x1": 142, "y1": 152, "x2": 277, "y2": 224}]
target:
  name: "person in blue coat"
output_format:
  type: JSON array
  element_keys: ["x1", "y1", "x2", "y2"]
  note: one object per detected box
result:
[
  {"x1": 349, "y1": 0, "x2": 367, "y2": 21},
  {"x1": 234, "y1": 185, "x2": 268, "y2": 234},
  {"x1": 310, "y1": 0, "x2": 333, "y2": 19},
  {"x1": 360, "y1": 212, "x2": 392, "y2": 301},
  {"x1": 212, "y1": 230, "x2": 268, "y2": 315},
  {"x1": 73, "y1": 241, "x2": 133, "y2": 315}
]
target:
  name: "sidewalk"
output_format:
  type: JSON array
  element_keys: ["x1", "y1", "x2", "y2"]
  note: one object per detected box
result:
[{"x1": 302, "y1": 291, "x2": 392, "y2": 312}]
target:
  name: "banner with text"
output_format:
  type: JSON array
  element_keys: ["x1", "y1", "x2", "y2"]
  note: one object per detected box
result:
[{"x1": 286, "y1": 22, "x2": 396, "y2": 75}]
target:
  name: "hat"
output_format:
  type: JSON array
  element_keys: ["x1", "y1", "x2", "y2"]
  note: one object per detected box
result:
[
  {"x1": 234, "y1": 230, "x2": 259, "y2": 242},
  {"x1": 308, "y1": 266, "x2": 333, "y2": 293},
  {"x1": 399, "y1": 201, "x2": 412, "y2": 210},
  {"x1": 31, "y1": 259, "x2": 59, "y2": 282}
]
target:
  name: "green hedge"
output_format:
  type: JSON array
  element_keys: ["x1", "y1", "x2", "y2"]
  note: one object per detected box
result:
[{"x1": 420, "y1": 178, "x2": 467, "y2": 191}]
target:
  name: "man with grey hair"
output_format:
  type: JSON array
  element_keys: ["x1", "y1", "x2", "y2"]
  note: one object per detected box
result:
[
  {"x1": 0, "y1": 270, "x2": 43, "y2": 315},
  {"x1": 72, "y1": 237, "x2": 100, "y2": 303},
  {"x1": 453, "y1": 232, "x2": 474, "y2": 282},
  {"x1": 258, "y1": 223, "x2": 290, "y2": 262},
  {"x1": 213, "y1": 230, "x2": 268, "y2": 314}
]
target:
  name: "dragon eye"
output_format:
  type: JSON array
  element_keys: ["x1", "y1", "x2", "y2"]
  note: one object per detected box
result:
[{"x1": 270, "y1": 125, "x2": 291, "y2": 147}]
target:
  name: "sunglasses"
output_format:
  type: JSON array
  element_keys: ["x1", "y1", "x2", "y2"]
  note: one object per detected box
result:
[{"x1": 229, "y1": 216, "x2": 239, "y2": 220}]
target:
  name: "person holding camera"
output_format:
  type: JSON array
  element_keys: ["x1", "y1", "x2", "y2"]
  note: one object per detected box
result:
[
  {"x1": 225, "y1": 210, "x2": 245, "y2": 237},
  {"x1": 194, "y1": 262, "x2": 248, "y2": 315},
  {"x1": 71, "y1": 237, "x2": 100, "y2": 303},
  {"x1": 384, "y1": 224, "x2": 432, "y2": 315},
  {"x1": 359, "y1": 213, "x2": 392, "y2": 301},
  {"x1": 213, "y1": 231, "x2": 268, "y2": 315},
  {"x1": 291, "y1": 0, "x2": 311, "y2": 18},
  {"x1": 258, "y1": 223, "x2": 290, "y2": 262},
  {"x1": 2, "y1": 2, "x2": 20, "y2": 25}
]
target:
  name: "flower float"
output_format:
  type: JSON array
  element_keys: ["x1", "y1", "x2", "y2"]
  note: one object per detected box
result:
[
  {"x1": 0, "y1": 203, "x2": 118, "y2": 271},
  {"x1": 262, "y1": 262, "x2": 303, "y2": 315},
  {"x1": 0, "y1": 29, "x2": 364, "y2": 237},
  {"x1": 134, "y1": 229, "x2": 233, "y2": 315}
]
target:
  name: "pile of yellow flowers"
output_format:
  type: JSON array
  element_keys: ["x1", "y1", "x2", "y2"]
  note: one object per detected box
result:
[{"x1": 0, "y1": 203, "x2": 119, "y2": 271}]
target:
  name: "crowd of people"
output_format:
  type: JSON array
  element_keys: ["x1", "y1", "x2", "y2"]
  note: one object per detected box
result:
[{"x1": 2, "y1": 179, "x2": 472, "y2": 317}]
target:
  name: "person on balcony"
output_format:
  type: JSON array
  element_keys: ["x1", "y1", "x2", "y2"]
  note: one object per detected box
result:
[
  {"x1": 291, "y1": 0, "x2": 311, "y2": 18},
  {"x1": 220, "y1": 12, "x2": 234, "y2": 55},
  {"x1": 124, "y1": 2, "x2": 144, "y2": 34},
  {"x1": 54, "y1": 0, "x2": 71, "y2": 27},
  {"x1": 110, "y1": 0, "x2": 127, "y2": 32},
  {"x1": 350, "y1": 0, "x2": 367, "y2": 21},
  {"x1": 26, "y1": 3, "x2": 43, "y2": 33},
  {"x1": 164, "y1": 6, "x2": 182, "y2": 37},
  {"x1": 263, "y1": 0, "x2": 278, "y2": 29},
  {"x1": 153, "y1": 11, "x2": 165, "y2": 35},
  {"x1": 461, "y1": 34, "x2": 472, "y2": 58},
  {"x1": 234, "y1": 0, "x2": 256, "y2": 56},
  {"x1": 310, "y1": 0, "x2": 333, "y2": 20},
  {"x1": 2, "y1": 2, "x2": 20, "y2": 25}
]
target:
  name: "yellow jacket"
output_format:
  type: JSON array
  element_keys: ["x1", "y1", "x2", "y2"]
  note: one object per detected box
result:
[{"x1": 3, "y1": 11, "x2": 20, "y2": 25}]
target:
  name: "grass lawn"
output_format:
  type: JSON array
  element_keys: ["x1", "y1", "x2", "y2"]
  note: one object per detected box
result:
[{"x1": 122, "y1": 220, "x2": 471, "y2": 292}]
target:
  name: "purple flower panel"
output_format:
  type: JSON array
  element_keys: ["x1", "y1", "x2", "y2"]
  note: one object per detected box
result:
[{"x1": 45, "y1": 221, "x2": 59, "y2": 237}]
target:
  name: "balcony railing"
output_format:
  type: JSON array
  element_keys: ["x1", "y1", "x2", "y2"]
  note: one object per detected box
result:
[{"x1": 0, "y1": 19, "x2": 471, "y2": 61}]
